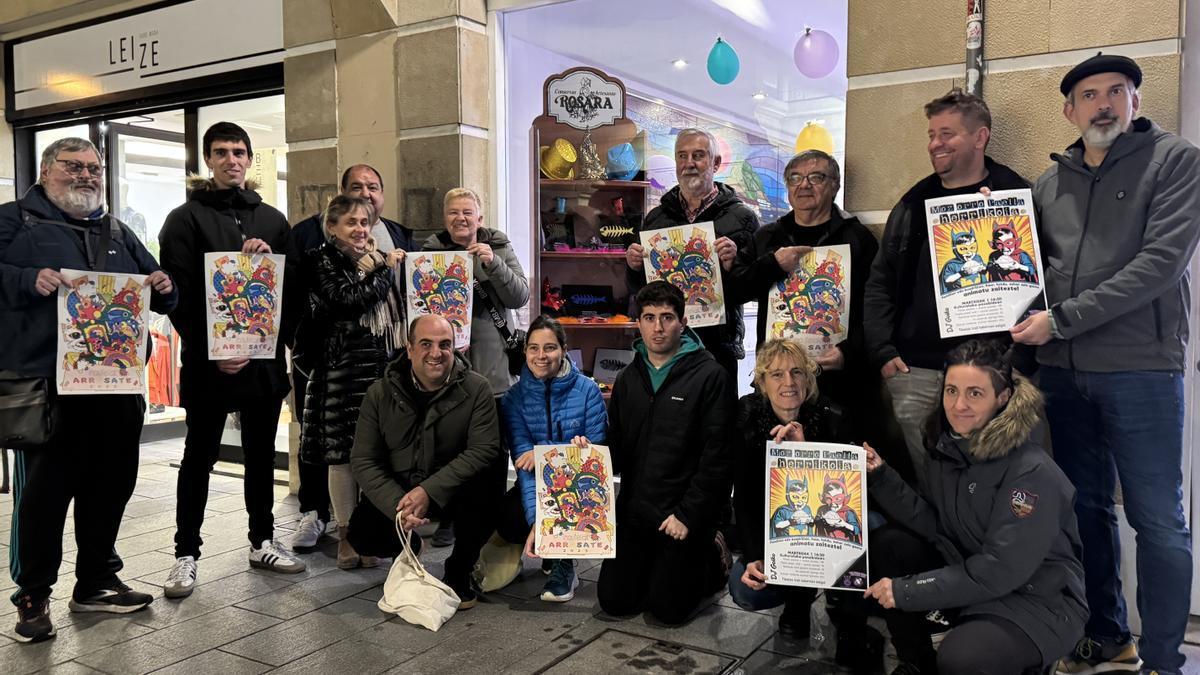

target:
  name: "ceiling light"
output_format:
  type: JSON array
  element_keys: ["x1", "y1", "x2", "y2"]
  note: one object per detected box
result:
[
  {"x1": 672, "y1": 58, "x2": 688, "y2": 69},
  {"x1": 752, "y1": 91, "x2": 766, "y2": 100}
]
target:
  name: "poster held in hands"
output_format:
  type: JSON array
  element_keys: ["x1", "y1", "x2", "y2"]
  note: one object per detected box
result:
[
  {"x1": 204, "y1": 252, "x2": 285, "y2": 359},
  {"x1": 405, "y1": 252, "x2": 474, "y2": 350},
  {"x1": 925, "y1": 188, "x2": 1047, "y2": 338},
  {"x1": 534, "y1": 442, "x2": 616, "y2": 559},
  {"x1": 766, "y1": 244, "x2": 851, "y2": 356},
  {"x1": 640, "y1": 221, "x2": 726, "y2": 327},
  {"x1": 56, "y1": 269, "x2": 150, "y2": 394},
  {"x1": 764, "y1": 441, "x2": 869, "y2": 590}
]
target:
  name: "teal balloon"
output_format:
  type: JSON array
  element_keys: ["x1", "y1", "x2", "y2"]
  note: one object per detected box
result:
[{"x1": 706, "y1": 38, "x2": 740, "y2": 85}]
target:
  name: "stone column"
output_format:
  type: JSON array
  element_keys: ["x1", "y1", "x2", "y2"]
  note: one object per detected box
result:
[
  {"x1": 0, "y1": 50, "x2": 15, "y2": 205},
  {"x1": 844, "y1": 0, "x2": 1182, "y2": 235}
]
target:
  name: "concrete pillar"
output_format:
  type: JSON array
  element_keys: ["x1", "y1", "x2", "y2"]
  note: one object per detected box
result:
[
  {"x1": 0, "y1": 49, "x2": 14, "y2": 204},
  {"x1": 844, "y1": 0, "x2": 1183, "y2": 234}
]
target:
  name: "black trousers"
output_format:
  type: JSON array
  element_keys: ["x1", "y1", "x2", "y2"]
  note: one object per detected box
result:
[
  {"x1": 495, "y1": 486, "x2": 531, "y2": 546},
  {"x1": 598, "y1": 523, "x2": 723, "y2": 625},
  {"x1": 291, "y1": 365, "x2": 330, "y2": 522},
  {"x1": 9, "y1": 394, "x2": 143, "y2": 604},
  {"x1": 174, "y1": 396, "x2": 282, "y2": 558},
  {"x1": 938, "y1": 615, "x2": 1042, "y2": 675},
  {"x1": 346, "y1": 467, "x2": 505, "y2": 587}
]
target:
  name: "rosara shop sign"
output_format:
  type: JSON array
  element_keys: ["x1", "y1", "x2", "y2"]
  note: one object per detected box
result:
[{"x1": 544, "y1": 67, "x2": 627, "y2": 130}]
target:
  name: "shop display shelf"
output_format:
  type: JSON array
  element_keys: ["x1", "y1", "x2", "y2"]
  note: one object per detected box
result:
[
  {"x1": 558, "y1": 321, "x2": 637, "y2": 329},
  {"x1": 539, "y1": 178, "x2": 651, "y2": 190},
  {"x1": 541, "y1": 250, "x2": 628, "y2": 260}
]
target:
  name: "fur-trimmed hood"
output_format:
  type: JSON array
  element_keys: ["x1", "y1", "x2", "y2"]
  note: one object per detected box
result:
[
  {"x1": 956, "y1": 375, "x2": 1043, "y2": 462},
  {"x1": 185, "y1": 174, "x2": 261, "y2": 193}
]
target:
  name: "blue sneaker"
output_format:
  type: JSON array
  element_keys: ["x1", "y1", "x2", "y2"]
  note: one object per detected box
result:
[{"x1": 540, "y1": 559, "x2": 578, "y2": 602}]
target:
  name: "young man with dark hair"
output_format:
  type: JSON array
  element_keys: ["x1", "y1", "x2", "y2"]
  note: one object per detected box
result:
[
  {"x1": 863, "y1": 89, "x2": 1029, "y2": 478},
  {"x1": 597, "y1": 281, "x2": 736, "y2": 625},
  {"x1": 159, "y1": 121, "x2": 306, "y2": 599}
]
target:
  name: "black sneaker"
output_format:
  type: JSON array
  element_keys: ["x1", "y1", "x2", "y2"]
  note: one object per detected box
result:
[
  {"x1": 444, "y1": 576, "x2": 478, "y2": 610},
  {"x1": 837, "y1": 624, "x2": 885, "y2": 674},
  {"x1": 778, "y1": 598, "x2": 812, "y2": 639},
  {"x1": 13, "y1": 594, "x2": 55, "y2": 643},
  {"x1": 68, "y1": 581, "x2": 153, "y2": 614}
]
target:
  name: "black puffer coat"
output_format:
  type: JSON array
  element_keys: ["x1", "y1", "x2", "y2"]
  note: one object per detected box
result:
[{"x1": 300, "y1": 241, "x2": 396, "y2": 465}]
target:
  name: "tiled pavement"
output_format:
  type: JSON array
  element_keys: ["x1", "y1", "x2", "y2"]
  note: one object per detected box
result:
[{"x1": 2, "y1": 438, "x2": 1198, "y2": 674}]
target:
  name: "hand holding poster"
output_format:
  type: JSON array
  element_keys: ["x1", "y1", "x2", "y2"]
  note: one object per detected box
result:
[
  {"x1": 56, "y1": 269, "x2": 150, "y2": 394},
  {"x1": 204, "y1": 252, "x2": 285, "y2": 359},
  {"x1": 764, "y1": 442, "x2": 868, "y2": 590},
  {"x1": 639, "y1": 221, "x2": 726, "y2": 327},
  {"x1": 405, "y1": 252, "x2": 473, "y2": 350},
  {"x1": 766, "y1": 244, "x2": 851, "y2": 356},
  {"x1": 534, "y1": 442, "x2": 616, "y2": 559},
  {"x1": 926, "y1": 189, "x2": 1046, "y2": 338}
]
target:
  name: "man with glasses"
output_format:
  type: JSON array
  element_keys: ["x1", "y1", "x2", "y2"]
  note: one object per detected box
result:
[
  {"x1": 862, "y1": 89, "x2": 1029, "y2": 478},
  {"x1": 0, "y1": 137, "x2": 177, "y2": 642}
]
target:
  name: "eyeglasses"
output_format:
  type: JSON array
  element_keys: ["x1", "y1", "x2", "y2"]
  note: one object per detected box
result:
[
  {"x1": 55, "y1": 159, "x2": 104, "y2": 177},
  {"x1": 786, "y1": 172, "x2": 830, "y2": 186}
]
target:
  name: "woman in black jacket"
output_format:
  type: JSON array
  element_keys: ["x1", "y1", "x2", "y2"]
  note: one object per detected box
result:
[
  {"x1": 864, "y1": 340, "x2": 1087, "y2": 675},
  {"x1": 299, "y1": 195, "x2": 405, "y2": 569}
]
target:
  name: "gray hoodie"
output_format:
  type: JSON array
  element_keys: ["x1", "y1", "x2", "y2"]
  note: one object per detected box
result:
[{"x1": 1034, "y1": 117, "x2": 1200, "y2": 371}]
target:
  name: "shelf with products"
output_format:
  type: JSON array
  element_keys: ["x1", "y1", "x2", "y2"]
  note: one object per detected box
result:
[{"x1": 540, "y1": 251, "x2": 628, "y2": 260}]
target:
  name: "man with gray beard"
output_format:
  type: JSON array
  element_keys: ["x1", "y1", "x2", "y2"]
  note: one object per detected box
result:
[
  {"x1": 1015, "y1": 54, "x2": 1200, "y2": 675},
  {"x1": 0, "y1": 137, "x2": 177, "y2": 642}
]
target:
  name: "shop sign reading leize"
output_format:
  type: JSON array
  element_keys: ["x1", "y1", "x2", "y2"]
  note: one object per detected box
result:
[{"x1": 544, "y1": 68, "x2": 626, "y2": 130}]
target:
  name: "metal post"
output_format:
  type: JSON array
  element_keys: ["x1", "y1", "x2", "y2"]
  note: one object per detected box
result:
[{"x1": 966, "y1": 0, "x2": 984, "y2": 96}]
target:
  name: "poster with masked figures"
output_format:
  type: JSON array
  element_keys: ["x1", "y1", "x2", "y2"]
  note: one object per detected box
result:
[
  {"x1": 56, "y1": 269, "x2": 150, "y2": 394},
  {"x1": 204, "y1": 252, "x2": 285, "y2": 359},
  {"x1": 926, "y1": 188, "x2": 1046, "y2": 338},
  {"x1": 534, "y1": 443, "x2": 616, "y2": 559},
  {"x1": 764, "y1": 442, "x2": 869, "y2": 590},
  {"x1": 640, "y1": 221, "x2": 725, "y2": 327},
  {"x1": 766, "y1": 245, "x2": 851, "y2": 356},
  {"x1": 405, "y1": 252, "x2": 474, "y2": 351}
]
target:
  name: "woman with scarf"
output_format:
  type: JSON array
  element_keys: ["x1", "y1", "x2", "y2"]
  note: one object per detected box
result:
[{"x1": 299, "y1": 195, "x2": 406, "y2": 569}]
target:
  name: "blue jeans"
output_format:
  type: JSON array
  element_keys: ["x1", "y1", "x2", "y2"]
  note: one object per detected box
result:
[
  {"x1": 727, "y1": 558, "x2": 818, "y2": 611},
  {"x1": 1040, "y1": 366, "x2": 1192, "y2": 673}
]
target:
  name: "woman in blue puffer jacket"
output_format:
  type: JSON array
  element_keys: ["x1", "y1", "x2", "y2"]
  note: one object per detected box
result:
[{"x1": 496, "y1": 315, "x2": 607, "y2": 602}]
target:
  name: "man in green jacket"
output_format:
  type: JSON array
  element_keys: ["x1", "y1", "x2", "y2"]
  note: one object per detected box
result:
[{"x1": 348, "y1": 314, "x2": 506, "y2": 608}]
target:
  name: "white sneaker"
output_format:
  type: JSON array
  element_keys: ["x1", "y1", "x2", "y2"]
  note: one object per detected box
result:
[
  {"x1": 164, "y1": 556, "x2": 198, "y2": 598},
  {"x1": 290, "y1": 511, "x2": 326, "y2": 550},
  {"x1": 249, "y1": 540, "x2": 306, "y2": 574}
]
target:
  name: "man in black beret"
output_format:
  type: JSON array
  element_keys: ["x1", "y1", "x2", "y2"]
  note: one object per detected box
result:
[{"x1": 1014, "y1": 53, "x2": 1199, "y2": 675}]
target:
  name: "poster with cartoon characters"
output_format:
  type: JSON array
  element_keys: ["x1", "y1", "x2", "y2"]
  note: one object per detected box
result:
[
  {"x1": 766, "y1": 245, "x2": 851, "y2": 356},
  {"x1": 204, "y1": 252, "x2": 285, "y2": 359},
  {"x1": 926, "y1": 189, "x2": 1047, "y2": 338},
  {"x1": 404, "y1": 252, "x2": 473, "y2": 350},
  {"x1": 534, "y1": 442, "x2": 616, "y2": 559},
  {"x1": 55, "y1": 270, "x2": 151, "y2": 394},
  {"x1": 639, "y1": 221, "x2": 726, "y2": 327},
  {"x1": 764, "y1": 442, "x2": 869, "y2": 590}
]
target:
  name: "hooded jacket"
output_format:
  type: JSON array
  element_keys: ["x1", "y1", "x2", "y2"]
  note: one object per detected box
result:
[
  {"x1": 420, "y1": 227, "x2": 530, "y2": 396},
  {"x1": 351, "y1": 351, "x2": 504, "y2": 514},
  {"x1": 607, "y1": 327, "x2": 736, "y2": 533},
  {"x1": 869, "y1": 377, "x2": 1087, "y2": 665},
  {"x1": 299, "y1": 240, "x2": 397, "y2": 465},
  {"x1": 629, "y1": 182, "x2": 760, "y2": 361},
  {"x1": 1035, "y1": 117, "x2": 1200, "y2": 372},
  {"x1": 500, "y1": 359, "x2": 608, "y2": 525},
  {"x1": 0, "y1": 185, "x2": 177, "y2": 378},
  {"x1": 158, "y1": 177, "x2": 300, "y2": 408},
  {"x1": 863, "y1": 157, "x2": 1030, "y2": 371}
]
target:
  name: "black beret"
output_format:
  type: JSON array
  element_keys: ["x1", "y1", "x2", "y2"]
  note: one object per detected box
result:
[{"x1": 1060, "y1": 53, "x2": 1142, "y2": 96}]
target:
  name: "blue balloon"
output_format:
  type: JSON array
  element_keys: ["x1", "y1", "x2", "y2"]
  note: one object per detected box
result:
[{"x1": 707, "y1": 38, "x2": 740, "y2": 85}]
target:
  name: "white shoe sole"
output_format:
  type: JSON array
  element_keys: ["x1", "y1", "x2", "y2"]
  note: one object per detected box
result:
[
  {"x1": 163, "y1": 585, "x2": 195, "y2": 599},
  {"x1": 12, "y1": 627, "x2": 56, "y2": 643},
  {"x1": 67, "y1": 599, "x2": 151, "y2": 614},
  {"x1": 250, "y1": 559, "x2": 306, "y2": 574},
  {"x1": 540, "y1": 577, "x2": 579, "y2": 603}
]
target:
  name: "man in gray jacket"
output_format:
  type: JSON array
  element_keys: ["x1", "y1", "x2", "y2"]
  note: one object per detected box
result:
[{"x1": 1013, "y1": 54, "x2": 1199, "y2": 675}]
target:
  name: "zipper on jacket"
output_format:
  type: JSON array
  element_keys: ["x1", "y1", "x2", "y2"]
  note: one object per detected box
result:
[
  {"x1": 1065, "y1": 171, "x2": 1101, "y2": 370},
  {"x1": 544, "y1": 379, "x2": 553, "y2": 442}
]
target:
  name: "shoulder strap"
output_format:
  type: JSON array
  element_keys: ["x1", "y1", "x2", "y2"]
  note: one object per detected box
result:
[
  {"x1": 473, "y1": 279, "x2": 514, "y2": 341},
  {"x1": 19, "y1": 205, "x2": 119, "y2": 271}
]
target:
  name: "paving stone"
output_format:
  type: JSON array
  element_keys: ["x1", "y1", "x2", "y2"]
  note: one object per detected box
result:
[
  {"x1": 382, "y1": 628, "x2": 546, "y2": 674},
  {"x1": 33, "y1": 661, "x2": 108, "y2": 674},
  {"x1": 151, "y1": 648, "x2": 272, "y2": 675},
  {"x1": 600, "y1": 598, "x2": 778, "y2": 659},
  {"x1": 0, "y1": 613, "x2": 155, "y2": 675},
  {"x1": 131, "y1": 477, "x2": 179, "y2": 500},
  {"x1": 544, "y1": 629, "x2": 736, "y2": 674},
  {"x1": 222, "y1": 597, "x2": 388, "y2": 666},
  {"x1": 267, "y1": 630, "x2": 423, "y2": 674},
  {"x1": 125, "y1": 572, "x2": 293, "y2": 630},
  {"x1": 498, "y1": 620, "x2": 612, "y2": 673},
  {"x1": 73, "y1": 605, "x2": 281, "y2": 674},
  {"x1": 233, "y1": 566, "x2": 388, "y2": 620},
  {"x1": 738, "y1": 647, "x2": 851, "y2": 673}
]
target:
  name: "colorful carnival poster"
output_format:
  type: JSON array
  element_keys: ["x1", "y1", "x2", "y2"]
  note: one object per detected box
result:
[
  {"x1": 204, "y1": 252, "x2": 285, "y2": 359},
  {"x1": 534, "y1": 443, "x2": 616, "y2": 559},
  {"x1": 56, "y1": 269, "x2": 150, "y2": 394},
  {"x1": 405, "y1": 252, "x2": 473, "y2": 351},
  {"x1": 766, "y1": 244, "x2": 851, "y2": 356},
  {"x1": 639, "y1": 221, "x2": 726, "y2": 327},
  {"x1": 926, "y1": 188, "x2": 1047, "y2": 338},
  {"x1": 764, "y1": 442, "x2": 869, "y2": 590}
]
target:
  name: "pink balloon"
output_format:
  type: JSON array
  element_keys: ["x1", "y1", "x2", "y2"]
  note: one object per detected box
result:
[{"x1": 794, "y1": 29, "x2": 840, "y2": 79}]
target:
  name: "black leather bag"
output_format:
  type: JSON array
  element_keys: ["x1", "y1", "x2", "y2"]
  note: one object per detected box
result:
[{"x1": 0, "y1": 371, "x2": 51, "y2": 450}]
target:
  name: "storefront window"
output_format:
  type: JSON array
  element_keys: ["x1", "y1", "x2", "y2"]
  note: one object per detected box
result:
[
  {"x1": 108, "y1": 111, "x2": 186, "y2": 260},
  {"x1": 33, "y1": 123, "x2": 90, "y2": 170},
  {"x1": 196, "y1": 95, "x2": 289, "y2": 217}
]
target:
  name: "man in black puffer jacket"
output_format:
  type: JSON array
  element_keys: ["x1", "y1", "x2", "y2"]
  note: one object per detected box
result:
[
  {"x1": 598, "y1": 282, "x2": 736, "y2": 625},
  {"x1": 624, "y1": 128, "x2": 759, "y2": 382},
  {"x1": 159, "y1": 122, "x2": 307, "y2": 598}
]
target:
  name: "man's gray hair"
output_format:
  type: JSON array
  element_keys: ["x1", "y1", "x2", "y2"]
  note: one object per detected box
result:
[
  {"x1": 39, "y1": 137, "x2": 101, "y2": 176},
  {"x1": 784, "y1": 150, "x2": 841, "y2": 190},
  {"x1": 675, "y1": 128, "x2": 719, "y2": 158}
]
